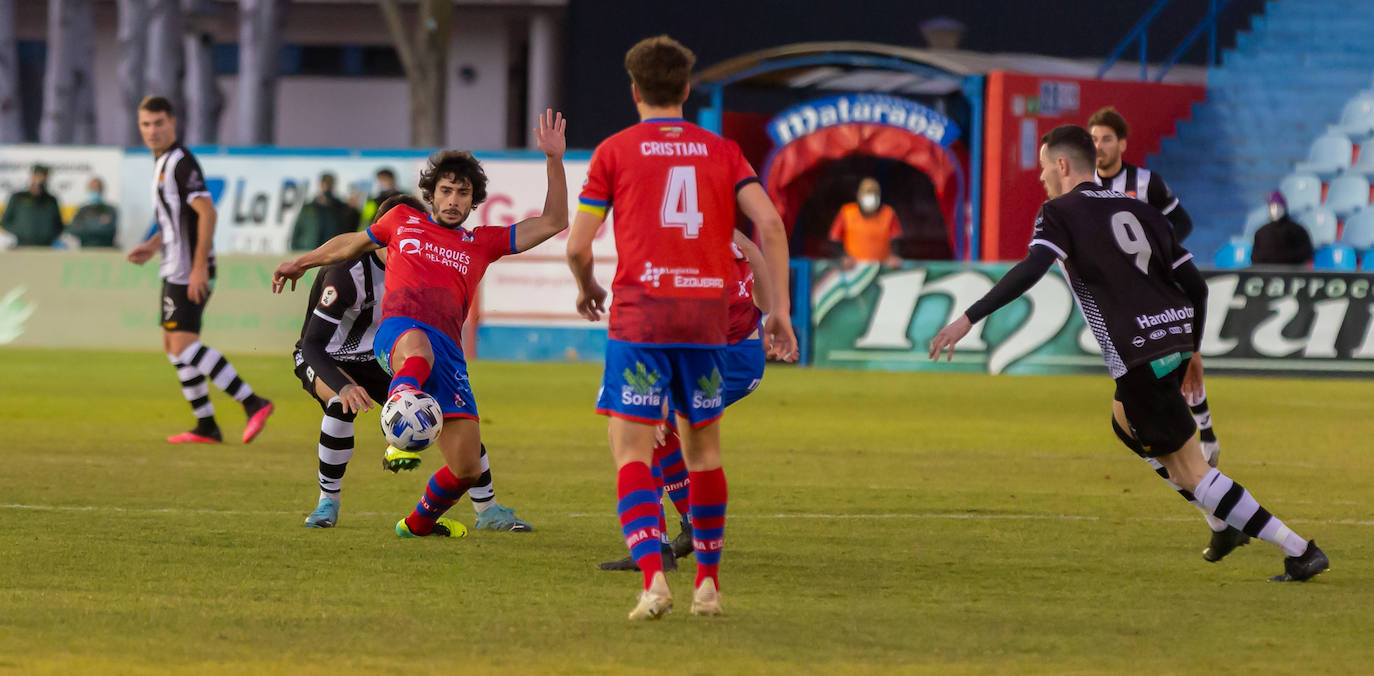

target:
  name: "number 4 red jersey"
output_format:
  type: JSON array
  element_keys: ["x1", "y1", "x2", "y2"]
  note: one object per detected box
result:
[{"x1": 578, "y1": 118, "x2": 759, "y2": 346}]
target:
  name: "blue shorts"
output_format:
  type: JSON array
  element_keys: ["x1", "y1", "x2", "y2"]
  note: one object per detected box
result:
[
  {"x1": 669, "y1": 338, "x2": 764, "y2": 415},
  {"x1": 374, "y1": 317, "x2": 478, "y2": 420},
  {"x1": 596, "y1": 340, "x2": 728, "y2": 429}
]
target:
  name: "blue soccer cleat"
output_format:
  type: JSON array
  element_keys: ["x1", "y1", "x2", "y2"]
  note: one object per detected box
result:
[
  {"x1": 304, "y1": 496, "x2": 340, "y2": 528},
  {"x1": 474, "y1": 503, "x2": 533, "y2": 532}
]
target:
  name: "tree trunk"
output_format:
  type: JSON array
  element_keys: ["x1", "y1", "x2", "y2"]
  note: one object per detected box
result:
[
  {"x1": 116, "y1": 0, "x2": 149, "y2": 146},
  {"x1": 144, "y1": 0, "x2": 185, "y2": 137},
  {"x1": 0, "y1": 0, "x2": 22, "y2": 143},
  {"x1": 379, "y1": 0, "x2": 451, "y2": 148},
  {"x1": 182, "y1": 0, "x2": 221, "y2": 143},
  {"x1": 40, "y1": 0, "x2": 83, "y2": 143},
  {"x1": 236, "y1": 0, "x2": 287, "y2": 145},
  {"x1": 70, "y1": 0, "x2": 96, "y2": 144}
]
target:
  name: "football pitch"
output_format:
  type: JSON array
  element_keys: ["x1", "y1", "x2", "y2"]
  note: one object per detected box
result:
[{"x1": 1, "y1": 349, "x2": 1371, "y2": 674}]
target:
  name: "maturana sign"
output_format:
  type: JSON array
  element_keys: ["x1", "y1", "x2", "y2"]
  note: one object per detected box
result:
[{"x1": 766, "y1": 94, "x2": 961, "y2": 147}]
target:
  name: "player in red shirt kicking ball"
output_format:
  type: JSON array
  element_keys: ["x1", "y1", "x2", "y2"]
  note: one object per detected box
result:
[
  {"x1": 567, "y1": 36, "x2": 798, "y2": 620},
  {"x1": 273, "y1": 109, "x2": 569, "y2": 538}
]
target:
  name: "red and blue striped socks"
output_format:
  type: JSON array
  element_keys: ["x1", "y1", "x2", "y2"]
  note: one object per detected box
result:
[
  {"x1": 689, "y1": 467, "x2": 728, "y2": 590},
  {"x1": 655, "y1": 428, "x2": 691, "y2": 525},
  {"x1": 404, "y1": 464, "x2": 473, "y2": 535},
  {"x1": 389, "y1": 356, "x2": 431, "y2": 396},
  {"x1": 617, "y1": 462, "x2": 664, "y2": 589}
]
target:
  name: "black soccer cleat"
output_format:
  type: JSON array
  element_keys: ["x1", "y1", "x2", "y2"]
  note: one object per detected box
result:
[
  {"x1": 597, "y1": 549, "x2": 677, "y2": 572},
  {"x1": 1268, "y1": 540, "x2": 1330, "y2": 582},
  {"x1": 1202, "y1": 526, "x2": 1251, "y2": 563},
  {"x1": 670, "y1": 523, "x2": 694, "y2": 559}
]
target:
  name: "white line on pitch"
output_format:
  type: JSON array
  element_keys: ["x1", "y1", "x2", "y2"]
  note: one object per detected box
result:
[{"x1": 5, "y1": 504, "x2": 1373, "y2": 527}]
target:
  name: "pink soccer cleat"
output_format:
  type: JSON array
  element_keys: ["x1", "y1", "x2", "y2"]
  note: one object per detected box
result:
[
  {"x1": 242, "y1": 399, "x2": 275, "y2": 443},
  {"x1": 167, "y1": 431, "x2": 221, "y2": 444}
]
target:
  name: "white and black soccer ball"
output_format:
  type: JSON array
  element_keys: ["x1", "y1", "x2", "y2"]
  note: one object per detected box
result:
[{"x1": 380, "y1": 389, "x2": 443, "y2": 451}]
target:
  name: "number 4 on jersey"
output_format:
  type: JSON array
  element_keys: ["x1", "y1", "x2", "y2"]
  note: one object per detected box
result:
[{"x1": 661, "y1": 165, "x2": 704, "y2": 239}]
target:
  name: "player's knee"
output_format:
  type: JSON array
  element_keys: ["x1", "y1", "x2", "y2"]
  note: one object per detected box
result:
[
  {"x1": 1110, "y1": 416, "x2": 1147, "y2": 458},
  {"x1": 325, "y1": 399, "x2": 356, "y2": 423}
]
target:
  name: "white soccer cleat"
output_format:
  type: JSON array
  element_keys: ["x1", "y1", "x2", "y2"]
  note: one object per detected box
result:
[
  {"x1": 691, "y1": 578, "x2": 723, "y2": 617},
  {"x1": 627, "y1": 571, "x2": 672, "y2": 621}
]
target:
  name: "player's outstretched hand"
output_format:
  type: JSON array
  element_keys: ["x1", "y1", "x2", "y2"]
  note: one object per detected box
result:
[
  {"x1": 576, "y1": 282, "x2": 607, "y2": 321},
  {"x1": 534, "y1": 109, "x2": 566, "y2": 159},
  {"x1": 928, "y1": 314, "x2": 972, "y2": 362},
  {"x1": 1181, "y1": 352, "x2": 1205, "y2": 402},
  {"x1": 126, "y1": 240, "x2": 158, "y2": 265},
  {"x1": 764, "y1": 314, "x2": 799, "y2": 362},
  {"x1": 272, "y1": 260, "x2": 306, "y2": 293},
  {"x1": 338, "y1": 384, "x2": 375, "y2": 415}
]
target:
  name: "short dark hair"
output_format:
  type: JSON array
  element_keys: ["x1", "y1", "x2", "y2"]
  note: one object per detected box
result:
[
  {"x1": 31, "y1": 164, "x2": 49, "y2": 177},
  {"x1": 624, "y1": 35, "x2": 695, "y2": 107},
  {"x1": 417, "y1": 150, "x2": 488, "y2": 207},
  {"x1": 376, "y1": 168, "x2": 396, "y2": 181},
  {"x1": 1087, "y1": 106, "x2": 1129, "y2": 140},
  {"x1": 139, "y1": 95, "x2": 175, "y2": 116},
  {"x1": 374, "y1": 193, "x2": 427, "y2": 223},
  {"x1": 1040, "y1": 125, "x2": 1097, "y2": 172}
]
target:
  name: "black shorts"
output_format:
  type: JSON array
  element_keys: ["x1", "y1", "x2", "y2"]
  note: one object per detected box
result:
[
  {"x1": 1113, "y1": 362, "x2": 1197, "y2": 457},
  {"x1": 160, "y1": 281, "x2": 210, "y2": 333},
  {"x1": 293, "y1": 350, "x2": 391, "y2": 409}
]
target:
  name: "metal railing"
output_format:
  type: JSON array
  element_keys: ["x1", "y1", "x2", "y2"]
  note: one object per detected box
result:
[{"x1": 1097, "y1": 0, "x2": 1236, "y2": 82}]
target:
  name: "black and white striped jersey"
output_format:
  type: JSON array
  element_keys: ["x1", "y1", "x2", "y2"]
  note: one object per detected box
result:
[
  {"x1": 296, "y1": 253, "x2": 386, "y2": 362},
  {"x1": 1030, "y1": 182, "x2": 1196, "y2": 379},
  {"x1": 152, "y1": 142, "x2": 215, "y2": 283},
  {"x1": 1095, "y1": 162, "x2": 1180, "y2": 217}
]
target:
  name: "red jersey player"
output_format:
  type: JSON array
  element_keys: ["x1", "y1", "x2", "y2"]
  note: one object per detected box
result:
[
  {"x1": 566, "y1": 36, "x2": 797, "y2": 620},
  {"x1": 273, "y1": 109, "x2": 569, "y2": 539}
]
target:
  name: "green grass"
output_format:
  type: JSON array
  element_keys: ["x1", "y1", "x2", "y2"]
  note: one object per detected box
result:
[{"x1": 0, "y1": 349, "x2": 1371, "y2": 674}]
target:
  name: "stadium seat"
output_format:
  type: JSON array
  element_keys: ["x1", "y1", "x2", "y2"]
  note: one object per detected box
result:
[
  {"x1": 1242, "y1": 205, "x2": 1271, "y2": 242},
  {"x1": 1279, "y1": 172, "x2": 1323, "y2": 213},
  {"x1": 1213, "y1": 239, "x2": 1251, "y2": 269},
  {"x1": 1363, "y1": 251, "x2": 1374, "y2": 271},
  {"x1": 1294, "y1": 206, "x2": 1339, "y2": 246},
  {"x1": 1340, "y1": 208, "x2": 1374, "y2": 250},
  {"x1": 1333, "y1": 94, "x2": 1374, "y2": 141},
  {"x1": 1294, "y1": 133, "x2": 1354, "y2": 178},
  {"x1": 1323, "y1": 173, "x2": 1371, "y2": 219},
  {"x1": 1313, "y1": 243, "x2": 1358, "y2": 271}
]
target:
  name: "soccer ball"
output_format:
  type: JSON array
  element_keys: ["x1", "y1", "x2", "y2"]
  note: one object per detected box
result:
[{"x1": 380, "y1": 389, "x2": 443, "y2": 451}]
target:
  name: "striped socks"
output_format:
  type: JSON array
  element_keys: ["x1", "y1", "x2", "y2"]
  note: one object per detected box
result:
[
  {"x1": 617, "y1": 462, "x2": 664, "y2": 589},
  {"x1": 468, "y1": 445, "x2": 496, "y2": 513},
  {"x1": 389, "y1": 356, "x2": 431, "y2": 395},
  {"x1": 689, "y1": 467, "x2": 728, "y2": 590},
  {"x1": 655, "y1": 429, "x2": 691, "y2": 524},
  {"x1": 318, "y1": 397, "x2": 355, "y2": 499},
  {"x1": 177, "y1": 341, "x2": 257, "y2": 404},
  {"x1": 404, "y1": 465, "x2": 473, "y2": 535},
  {"x1": 166, "y1": 352, "x2": 215, "y2": 429},
  {"x1": 1193, "y1": 468, "x2": 1307, "y2": 556},
  {"x1": 1143, "y1": 457, "x2": 1229, "y2": 532}
]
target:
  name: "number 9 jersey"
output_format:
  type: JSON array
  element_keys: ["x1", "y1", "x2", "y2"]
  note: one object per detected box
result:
[
  {"x1": 1030, "y1": 182, "x2": 1197, "y2": 378},
  {"x1": 578, "y1": 117, "x2": 759, "y2": 346}
]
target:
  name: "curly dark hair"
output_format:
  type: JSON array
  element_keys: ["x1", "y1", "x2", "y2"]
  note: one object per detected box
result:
[
  {"x1": 373, "y1": 193, "x2": 427, "y2": 223},
  {"x1": 417, "y1": 150, "x2": 488, "y2": 207}
]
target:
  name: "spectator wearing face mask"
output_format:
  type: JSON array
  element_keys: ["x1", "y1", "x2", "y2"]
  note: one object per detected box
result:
[
  {"x1": 1, "y1": 164, "x2": 64, "y2": 247},
  {"x1": 828, "y1": 177, "x2": 902, "y2": 268},
  {"x1": 67, "y1": 177, "x2": 120, "y2": 248},
  {"x1": 1251, "y1": 191, "x2": 1314, "y2": 266}
]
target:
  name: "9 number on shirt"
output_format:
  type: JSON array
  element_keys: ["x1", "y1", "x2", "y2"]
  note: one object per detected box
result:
[
  {"x1": 661, "y1": 166, "x2": 703, "y2": 239},
  {"x1": 1110, "y1": 211, "x2": 1152, "y2": 274}
]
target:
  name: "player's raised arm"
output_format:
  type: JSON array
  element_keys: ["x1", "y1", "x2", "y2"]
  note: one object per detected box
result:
[
  {"x1": 732, "y1": 229, "x2": 772, "y2": 315},
  {"x1": 736, "y1": 183, "x2": 797, "y2": 362},
  {"x1": 928, "y1": 245, "x2": 1058, "y2": 361},
  {"x1": 272, "y1": 231, "x2": 380, "y2": 293},
  {"x1": 513, "y1": 109, "x2": 569, "y2": 253}
]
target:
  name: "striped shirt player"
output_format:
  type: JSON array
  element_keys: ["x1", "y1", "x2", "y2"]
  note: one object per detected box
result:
[
  {"x1": 127, "y1": 95, "x2": 273, "y2": 446},
  {"x1": 291, "y1": 240, "x2": 515, "y2": 529},
  {"x1": 932, "y1": 125, "x2": 1328, "y2": 583},
  {"x1": 1095, "y1": 162, "x2": 1193, "y2": 241}
]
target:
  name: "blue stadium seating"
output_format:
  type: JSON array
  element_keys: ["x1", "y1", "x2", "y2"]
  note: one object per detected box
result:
[
  {"x1": 1332, "y1": 93, "x2": 1374, "y2": 141},
  {"x1": 1363, "y1": 251, "x2": 1374, "y2": 271},
  {"x1": 1349, "y1": 143, "x2": 1374, "y2": 175},
  {"x1": 1323, "y1": 173, "x2": 1370, "y2": 218},
  {"x1": 1313, "y1": 243, "x2": 1358, "y2": 270},
  {"x1": 1279, "y1": 172, "x2": 1323, "y2": 213},
  {"x1": 1242, "y1": 205, "x2": 1270, "y2": 241},
  {"x1": 1213, "y1": 239, "x2": 1252, "y2": 268},
  {"x1": 1340, "y1": 208, "x2": 1374, "y2": 250},
  {"x1": 1294, "y1": 206, "x2": 1339, "y2": 246},
  {"x1": 1149, "y1": 0, "x2": 1374, "y2": 260},
  {"x1": 1295, "y1": 133, "x2": 1354, "y2": 178}
]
